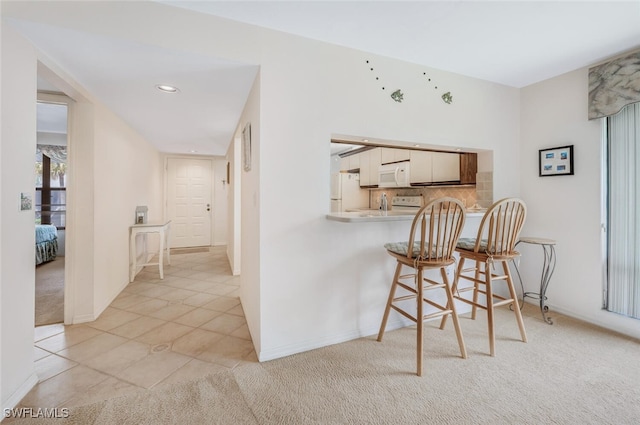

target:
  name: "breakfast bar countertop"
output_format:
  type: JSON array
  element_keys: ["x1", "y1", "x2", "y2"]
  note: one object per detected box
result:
[{"x1": 326, "y1": 209, "x2": 486, "y2": 223}]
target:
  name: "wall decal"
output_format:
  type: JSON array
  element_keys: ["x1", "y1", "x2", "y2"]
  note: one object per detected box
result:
[
  {"x1": 422, "y1": 72, "x2": 438, "y2": 90},
  {"x1": 391, "y1": 90, "x2": 404, "y2": 103},
  {"x1": 366, "y1": 59, "x2": 391, "y2": 93},
  {"x1": 365, "y1": 59, "x2": 453, "y2": 104}
]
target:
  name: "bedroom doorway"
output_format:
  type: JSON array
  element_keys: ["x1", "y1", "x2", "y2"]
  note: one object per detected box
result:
[{"x1": 35, "y1": 96, "x2": 69, "y2": 326}]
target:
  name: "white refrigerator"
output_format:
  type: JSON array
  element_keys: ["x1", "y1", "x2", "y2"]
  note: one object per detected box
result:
[{"x1": 330, "y1": 172, "x2": 369, "y2": 212}]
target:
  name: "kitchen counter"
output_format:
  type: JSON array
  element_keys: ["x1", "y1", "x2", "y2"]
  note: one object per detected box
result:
[
  {"x1": 326, "y1": 208, "x2": 486, "y2": 223},
  {"x1": 320, "y1": 206, "x2": 484, "y2": 342}
]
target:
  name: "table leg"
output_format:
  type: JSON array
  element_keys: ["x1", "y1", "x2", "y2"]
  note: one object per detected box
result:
[
  {"x1": 522, "y1": 244, "x2": 556, "y2": 325},
  {"x1": 158, "y1": 229, "x2": 164, "y2": 280},
  {"x1": 166, "y1": 225, "x2": 171, "y2": 266},
  {"x1": 512, "y1": 242, "x2": 556, "y2": 325},
  {"x1": 129, "y1": 230, "x2": 136, "y2": 283}
]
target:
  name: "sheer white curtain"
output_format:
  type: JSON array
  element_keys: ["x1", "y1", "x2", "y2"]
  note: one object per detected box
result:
[{"x1": 607, "y1": 102, "x2": 640, "y2": 318}]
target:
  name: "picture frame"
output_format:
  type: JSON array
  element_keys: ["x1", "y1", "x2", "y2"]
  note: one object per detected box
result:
[
  {"x1": 539, "y1": 145, "x2": 574, "y2": 177},
  {"x1": 242, "y1": 122, "x2": 252, "y2": 172}
]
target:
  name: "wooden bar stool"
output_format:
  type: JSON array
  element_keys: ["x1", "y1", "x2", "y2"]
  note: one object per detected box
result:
[
  {"x1": 377, "y1": 197, "x2": 467, "y2": 376},
  {"x1": 443, "y1": 197, "x2": 528, "y2": 356}
]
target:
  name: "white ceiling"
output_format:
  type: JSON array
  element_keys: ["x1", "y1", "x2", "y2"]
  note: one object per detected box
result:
[
  {"x1": 10, "y1": 1, "x2": 640, "y2": 156},
  {"x1": 166, "y1": 1, "x2": 640, "y2": 87}
]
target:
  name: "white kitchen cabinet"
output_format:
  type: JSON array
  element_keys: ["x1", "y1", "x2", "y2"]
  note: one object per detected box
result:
[
  {"x1": 409, "y1": 150, "x2": 433, "y2": 183},
  {"x1": 340, "y1": 153, "x2": 360, "y2": 171},
  {"x1": 349, "y1": 154, "x2": 360, "y2": 169},
  {"x1": 359, "y1": 150, "x2": 371, "y2": 186},
  {"x1": 381, "y1": 148, "x2": 411, "y2": 164},
  {"x1": 339, "y1": 157, "x2": 349, "y2": 171},
  {"x1": 409, "y1": 151, "x2": 460, "y2": 184},
  {"x1": 432, "y1": 152, "x2": 460, "y2": 182},
  {"x1": 369, "y1": 148, "x2": 381, "y2": 186},
  {"x1": 360, "y1": 147, "x2": 381, "y2": 187}
]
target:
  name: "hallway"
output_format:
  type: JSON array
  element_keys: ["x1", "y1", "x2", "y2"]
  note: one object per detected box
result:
[{"x1": 16, "y1": 246, "x2": 254, "y2": 410}]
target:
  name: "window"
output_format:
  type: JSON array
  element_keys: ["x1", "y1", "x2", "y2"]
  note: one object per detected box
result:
[
  {"x1": 36, "y1": 151, "x2": 67, "y2": 229},
  {"x1": 605, "y1": 102, "x2": 640, "y2": 318}
]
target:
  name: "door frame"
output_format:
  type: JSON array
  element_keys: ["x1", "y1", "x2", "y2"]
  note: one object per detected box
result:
[{"x1": 163, "y1": 155, "x2": 216, "y2": 248}]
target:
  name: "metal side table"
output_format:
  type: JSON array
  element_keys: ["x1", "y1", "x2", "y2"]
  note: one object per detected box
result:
[{"x1": 513, "y1": 236, "x2": 556, "y2": 325}]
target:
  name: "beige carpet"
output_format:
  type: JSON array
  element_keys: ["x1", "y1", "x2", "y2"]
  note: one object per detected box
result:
[
  {"x1": 35, "y1": 257, "x2": 64, "y2": 326},
  {"x1": 13, "y1": 305, "x2": 640, "y2": 424}
]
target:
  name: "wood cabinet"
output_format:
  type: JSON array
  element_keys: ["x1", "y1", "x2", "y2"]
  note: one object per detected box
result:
[
  {"x1": 360, "y1": 148, "x2": 381, "y2": 186},
  {"x1": 381, "y1": 148, "x2": 411, "y2": 164},
  {"x1": 459, "y1": 153, "x2": 478, "y2": 184}
]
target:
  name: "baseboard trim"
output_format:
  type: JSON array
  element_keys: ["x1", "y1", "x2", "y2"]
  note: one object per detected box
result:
[
  {"x1": 2, "y1": 372, "x2": 38, "y2": 419},
  {"x1": 257, "y1": 317, "x2": 413, "y2": 362},
  {"x1": 256, "y1": 302, "x2": 475, "y2": 362},
  {"x1": 70, "y1": 313, "x2": 96, "y2": 324}
]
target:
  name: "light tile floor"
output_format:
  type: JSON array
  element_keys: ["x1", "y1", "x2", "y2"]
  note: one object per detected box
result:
[{"x1": 14, "y1": 246, "x2": 255, "y2": 413}]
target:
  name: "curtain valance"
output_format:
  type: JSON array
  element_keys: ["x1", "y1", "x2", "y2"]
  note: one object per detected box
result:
[
  {"x1": 36, "y1": 144, "x2": 67, "y2": 163},
  {"x1": 588, "y1": 50, "x2": 640, "y2": 120}
]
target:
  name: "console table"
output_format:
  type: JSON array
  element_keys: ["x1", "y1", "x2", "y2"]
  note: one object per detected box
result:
[
  {"x1": 129, "y1": 221, "x2": 171, "y2": 282},
  {"x1": 514, "y1": 236, "x2": 556, "y2": 325}
]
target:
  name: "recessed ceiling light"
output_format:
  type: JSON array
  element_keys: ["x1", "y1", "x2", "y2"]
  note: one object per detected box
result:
[
  {"x1": 156, "y1": 84, "x2": 180, "y2": 93},
  {"x1": 363, "y1": 139, "x2": 369, "y2": 142},
  {"x1": 414, "y1": 144, "x2": 420, "y2": 147},
  {"x1": 189, "y1": 150, "x2": 198, "y2": 153}
]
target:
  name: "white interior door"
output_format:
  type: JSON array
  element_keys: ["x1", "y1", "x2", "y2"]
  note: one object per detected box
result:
[{"x1": 167, "y1": 158, "x2": 212, "y2": 248}]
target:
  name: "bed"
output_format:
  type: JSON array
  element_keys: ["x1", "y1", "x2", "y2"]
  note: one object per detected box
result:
[{"x1": 36, "y1": 224, "x2": 58, "y2": 265}]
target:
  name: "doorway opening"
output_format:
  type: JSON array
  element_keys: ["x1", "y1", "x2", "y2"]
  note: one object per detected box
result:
[{"x1": 35, "y1": 96, "x2": 69, "y2": 327}]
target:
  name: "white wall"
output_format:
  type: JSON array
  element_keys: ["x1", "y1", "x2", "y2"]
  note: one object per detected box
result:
[
  {"x1": 2, "y1": 2, "x2": 521, "y2": 361},
  {"x1": 64, "y1": 96, "x2": 96, "y2": 323},
  {"x1": 1, "y1": 17, "x2": 165, "y2": 410},
  {"x1": 36, "y1": 57, "x2": 164, "y2": 322},
  {"x1": 1, "y1": 24, "x2": 39, "y2": 412},
  {"x1": 255, "y1": 32, "x2": 521, "y2": 360},
  {"x1": 237, "y1": 75, "x2": 261, "y2": 356},
  {"x1": 520, "y1": 67, "x2": 640, "y2": 340},
  {"x1": 5, "y1": 1, "x2": 637, "y2": 368},
  {"x1": 212, "y1": 157, "x2": 228, "y2": 246},
  {"x1": 92, "y1": 104, "x2": 163, "y2": 313},
  {"x1": 226, "y1": 128, "x2": 242, "y2": 276}
]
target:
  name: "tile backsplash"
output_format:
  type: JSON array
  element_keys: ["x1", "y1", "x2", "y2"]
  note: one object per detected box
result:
[
  {"x1": 368, "y1": 172, "x2": 493, "y2": 209},
  {"x1": 475, "y1": 172, "x2": 493, "y2": 208}
]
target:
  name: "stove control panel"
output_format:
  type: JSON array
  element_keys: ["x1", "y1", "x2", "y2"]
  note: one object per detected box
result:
[{"x1": 391, "y1": 196, "x2": 424, "y2": 208}]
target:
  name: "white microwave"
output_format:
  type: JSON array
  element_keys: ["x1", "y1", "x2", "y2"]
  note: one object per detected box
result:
[{"x1": 378, "y1": 161, "x2": 411, "y2": 188}]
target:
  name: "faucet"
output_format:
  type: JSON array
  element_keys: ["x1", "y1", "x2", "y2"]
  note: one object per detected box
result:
[{"x1": 380, "y1": 193, "x2": 388, "y2": 212}]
